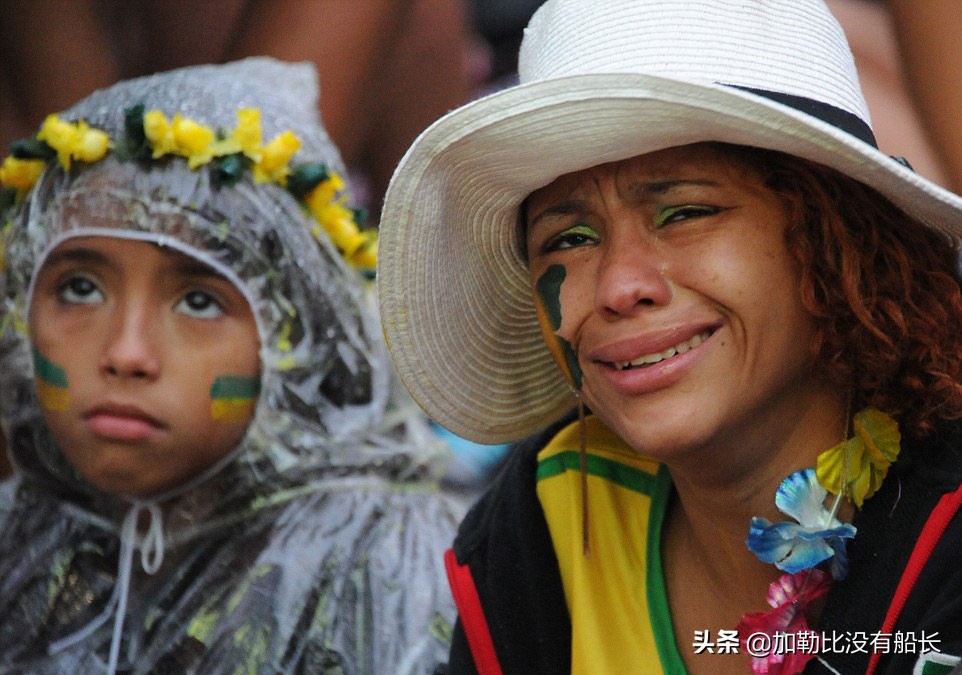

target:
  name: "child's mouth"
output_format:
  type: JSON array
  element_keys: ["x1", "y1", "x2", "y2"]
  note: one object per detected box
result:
[{"x1": 85, "y1": 404, "x2": 165, "y2": 442}]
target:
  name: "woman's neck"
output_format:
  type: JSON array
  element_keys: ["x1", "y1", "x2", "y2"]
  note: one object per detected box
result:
[{"x1": 659, "y1": 390, "x2": 850, "y2": 673}]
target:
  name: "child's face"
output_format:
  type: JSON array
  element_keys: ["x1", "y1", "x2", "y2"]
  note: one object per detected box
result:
[{"x1": 29, "y1": 236, "x2": 261, "y2": 497}]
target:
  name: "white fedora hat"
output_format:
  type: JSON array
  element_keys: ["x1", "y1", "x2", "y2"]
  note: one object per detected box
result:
[{"x1": 378, "y1": 0, "x2": 962, "y2": 445}]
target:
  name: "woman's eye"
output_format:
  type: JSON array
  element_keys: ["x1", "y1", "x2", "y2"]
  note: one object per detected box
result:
[
  {"x1": 175, "y1": 290, "x2": 224, "y2": 319},
  {"x1": 57, "y1": 275, "x2": 103, "y2": 305},
  {"x1": 542, "y1": 224, "x2": 599, "y2": 253},
  {"x1": 654, "y1": 204, "x2": 721, "y2": 227}
]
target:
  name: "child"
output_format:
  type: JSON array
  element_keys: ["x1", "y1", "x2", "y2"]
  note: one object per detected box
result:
[{"x1": 0, "y1": 58, "x2": 461, "y2": 674}]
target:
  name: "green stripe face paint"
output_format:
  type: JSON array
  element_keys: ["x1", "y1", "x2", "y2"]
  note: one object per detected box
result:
[
  {"x1": 210, "y1": 375, "x2": 261, "y2": 422},
  {"x1": 534, "y1": 264, "x2": 583, "y2": 389},
  {"x1": 33, "y1": 348, "x2": 72, "y2": 411}
]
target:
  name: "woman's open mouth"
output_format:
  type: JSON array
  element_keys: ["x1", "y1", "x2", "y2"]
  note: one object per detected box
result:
[{"x1": 611, "y1": 328, "x2": 714, "y2": 371}]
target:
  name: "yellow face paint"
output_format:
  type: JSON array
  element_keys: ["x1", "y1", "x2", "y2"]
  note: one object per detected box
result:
[
  {"x1": 210, "y1": 375, "x2": 260, "y2": 422},
  {"x1": 534, "y1": 264, "x2": 583, "y2": 389},
  {"x1": 33, "y1": 348, "x2": 72, "y2": 411}
]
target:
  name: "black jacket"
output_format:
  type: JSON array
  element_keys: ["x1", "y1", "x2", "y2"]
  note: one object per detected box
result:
[{"x1": 447, "y1": 418, "x2": 962, "y2": 674}]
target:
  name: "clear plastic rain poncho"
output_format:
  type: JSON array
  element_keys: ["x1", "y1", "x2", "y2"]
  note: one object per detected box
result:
[{"x1": 0, "y1": 58, "x2": 462, "y2": 674}]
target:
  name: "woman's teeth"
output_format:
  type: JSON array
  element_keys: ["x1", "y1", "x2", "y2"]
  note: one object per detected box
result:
[{"x1": 614, "y1": 330, "x2": 711, "y2": 370}]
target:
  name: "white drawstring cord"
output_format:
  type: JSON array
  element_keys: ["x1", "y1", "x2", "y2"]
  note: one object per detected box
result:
[{"x1": 48, "y1": 501, "x2": 165, "y2": 675}]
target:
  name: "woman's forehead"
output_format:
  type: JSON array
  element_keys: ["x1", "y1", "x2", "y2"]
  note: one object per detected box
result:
[{"x1": 526, "y1": 143, "x2": 762, "y2": 214}]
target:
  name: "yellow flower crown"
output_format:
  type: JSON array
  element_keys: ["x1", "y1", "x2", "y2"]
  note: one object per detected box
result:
[{"x1": 0, "y1": 105, "x2": 377, "y2": 274}]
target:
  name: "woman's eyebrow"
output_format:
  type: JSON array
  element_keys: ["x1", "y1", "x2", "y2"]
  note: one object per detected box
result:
[
  {"x1": 526, "y1": 200, "x2": 586, "y2": 230},
  {"x1": 625, "y1": 177, "x2": 720, "y2": 198},
  {"x1": 527, "y1": 177, "x2": 725, "y2": 231}
]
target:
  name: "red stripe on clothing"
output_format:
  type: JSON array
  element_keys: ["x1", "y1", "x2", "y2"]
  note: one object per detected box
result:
[
  {"x1": 866, "y1": 481, "x2": 962, "y2": 675},
  {"x1": 444, "y1": 548, "x2": 504, "y2": 675}
]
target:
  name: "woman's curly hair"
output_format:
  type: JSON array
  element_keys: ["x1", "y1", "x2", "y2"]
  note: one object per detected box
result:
[{"x1": 732, "y1": 144, "x2": 962, "y2": 436}]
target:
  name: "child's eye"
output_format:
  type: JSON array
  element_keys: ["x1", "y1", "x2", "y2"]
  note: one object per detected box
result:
[
  {"x1": 654, "y1": 204, "x2": 721, "y2": 228},
  {"x1": 175, "y1": 290, "x2": 224, "y2": 319},
  {"x1": 541, "y1": 224, "x2": 599, "y2": 253},
  {"x1": 58, "y1": 275, "x2": 103, "y2": 305}
]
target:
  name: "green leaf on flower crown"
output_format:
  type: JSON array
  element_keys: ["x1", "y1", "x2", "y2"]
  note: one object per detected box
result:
[
  {"x1": 286, "y1": 163, "x2": 330, "y2": 200},
  {"x1": 114, "y1": 103, "x2": 151, "y2": 162},
  {"x1": 10, "y1": 137, "x2": 55, "y2": 161},
  {"x1": 816, "y1": 407, "x2": 901, "y2": 508},
  {"x1": 351, "y1": 207, "x2": 368, "y2": 227},
  {"x1": 212, "y1": 153, "x2": 247, "y2": 187},
  {"x1": 0, "y1": 187, "x2": 16, "y2": 212}
]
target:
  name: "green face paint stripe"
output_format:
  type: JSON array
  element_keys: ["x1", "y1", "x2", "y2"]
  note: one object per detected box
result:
[
  {"x1": 33, "y1": 348, "x2": 68, "y2": 387},
  {"x1": 210, "y1": 376, "x2": 261, "y2": 400},
  {"x1": 535, "y1": 264, "x2": 566, "y2": 331},
  {"x1": 558, "y1": 336, "x2": 583, "y2": 389},
  {"x1": 534, "y1": 264, "x2": 583, "y2": 389}
]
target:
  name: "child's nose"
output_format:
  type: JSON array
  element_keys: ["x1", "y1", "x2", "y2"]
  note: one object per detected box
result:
[
  {"x1": 99, "y1": 304, "x2": 161, "y2": 379},
  {"x1": 595, "y1": 230, "x2": 672, "y2": 319}
]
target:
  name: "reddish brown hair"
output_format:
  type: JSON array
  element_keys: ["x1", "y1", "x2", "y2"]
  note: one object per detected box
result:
[{"x1": 732, "y1": 144, "x2": 962, "y2": 436}]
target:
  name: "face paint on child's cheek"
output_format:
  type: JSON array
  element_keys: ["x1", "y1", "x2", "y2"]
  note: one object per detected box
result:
[
  {"x1": 33, "y1": 348, "x2": 73, "y2": 412},
  {"x1": 534, "y1": 264, "x2": 583, "y2": 389},
  {"x1": 210, "y1": 375, "x2": 260, "y2": 422}
]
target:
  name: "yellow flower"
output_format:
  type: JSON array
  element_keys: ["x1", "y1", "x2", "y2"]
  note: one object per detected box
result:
[
  {"x1": 35, "y1": 115, "x2": 107, "y2": 170},
  {"x1": 311, "y1": 202, "x2": 362, "y2": 252},
  {"x1": 302, "y1": 171, "x2": 372, "y2": 269},
  {"x1": 171, "y1": 115, "x2": 216, "y2": 168},
  {"x1": 348, "y1": 231, "x2": 378, "y2": 271},
  {"x1": 0, "y1": 156, "x2": 46, "y2": 192},
  {"x1": 36, "y1": 114, "x2": 79, "y2": 169},
  {"x1": 144, "y1": 110, "x2": 177, "y2": 158},
  {"x1": 304, "y1": 173, "x2": 345, "y2": 212},
  {"x1": 254, "y1": 131, "x2": 300, "y2": 184},
  {"x1": 232, "y1": 108, "x2": 264, "y2": 161},
  {"x1": 71, "y1": 121, "x2": 110, "y2": 163},
  {"x1": 816, "y1": 408, "x2": 901, "y2": 508}
]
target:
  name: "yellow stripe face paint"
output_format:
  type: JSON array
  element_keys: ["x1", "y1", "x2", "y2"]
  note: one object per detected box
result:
[
  {"x1": 210, "y1": 375, "x2": 260, "y2": 422},
  {"x1": 33, "y1": 348, "x2": 72, "y2": 412}
]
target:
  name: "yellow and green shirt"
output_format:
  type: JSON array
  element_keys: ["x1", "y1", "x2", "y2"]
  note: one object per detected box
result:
[{"x1": 536, "y1": 415, "x2": 687, "y2": 674}]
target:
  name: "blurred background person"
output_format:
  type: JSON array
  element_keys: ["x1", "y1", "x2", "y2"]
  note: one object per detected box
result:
[
  {"x1": 827, "y1": 0, "x2": 962, "y2": 194},
  {"x1": 1, "y1": 0, "x2": 485, "y2": 219}
]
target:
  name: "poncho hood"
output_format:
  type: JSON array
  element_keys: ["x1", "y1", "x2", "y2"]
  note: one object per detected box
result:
[
  {"x1": 1, "y1": 56, "x2": 444, "y2": 517},
  {"x1": 0, "y1": 58, "x2": 458, "y2": 674}
]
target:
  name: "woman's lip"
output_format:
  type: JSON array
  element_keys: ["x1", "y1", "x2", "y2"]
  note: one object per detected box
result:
[
  {"x1": 85, "y1": 405, "x2": 165, "y2": 442},
  {"x1": 586, "y1": 323, "x2": 720, "y2": 365},
  {"x1": 588, "y1": 326, "x2": 719, "y2": 396}
]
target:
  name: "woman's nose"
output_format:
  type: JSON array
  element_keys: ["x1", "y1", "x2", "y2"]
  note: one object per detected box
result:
[
  {"x1": 594, "y1": 230, "x2": 672, "y2": 319},
  {"x1": 99, "y1": 303, "x2": 161, "y2": 380}
]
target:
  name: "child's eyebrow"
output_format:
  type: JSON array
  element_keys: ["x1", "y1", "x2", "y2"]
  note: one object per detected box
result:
[
  {"x1": 42, "y1": 247, "x2": 110, "y2": 268},
  {"x1": 165, "y1": 254, "x2": 223, "y2": 280},
  {"x1": 44, "y1": 245, "x2": 226, "y2": 283}
]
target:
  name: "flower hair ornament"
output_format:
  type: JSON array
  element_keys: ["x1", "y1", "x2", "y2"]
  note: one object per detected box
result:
[
  {"x1": 740, "y1": 407, "x2": 901, "y2": 674},
  {"x1": 0, "y1": 105, "x2": 377, "y2": 274}
]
